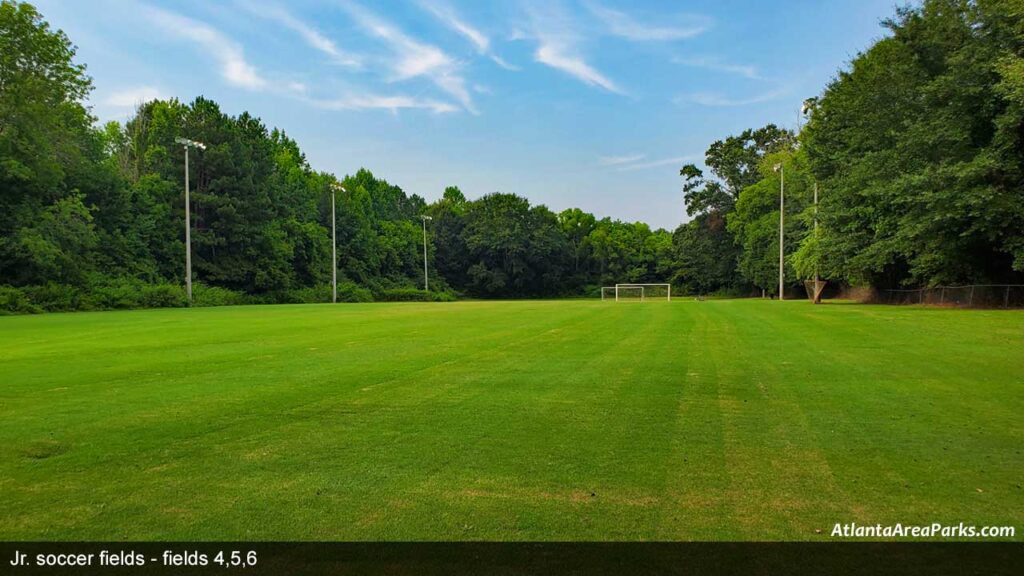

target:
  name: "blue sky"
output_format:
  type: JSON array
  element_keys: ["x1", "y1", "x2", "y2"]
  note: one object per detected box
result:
[{"x1": 36, "y1": 0, "x2": 897, "y2": 230}]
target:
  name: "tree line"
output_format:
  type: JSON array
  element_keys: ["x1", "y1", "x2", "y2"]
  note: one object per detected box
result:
[
  {"x1": 1, "y1": 0, "x2": 1022, "y2": 312},
  {"x1": 679, "y1": 0, "x2": 1024, "y2": 296},
  {"x1": 0, "y1": 1, "x2": 673, "y2": 311}
]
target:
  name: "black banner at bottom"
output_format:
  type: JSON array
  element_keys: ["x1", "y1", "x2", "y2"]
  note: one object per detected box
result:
[{"x1": 1, "y1": 543, "x2": 1020, "y2": 576}]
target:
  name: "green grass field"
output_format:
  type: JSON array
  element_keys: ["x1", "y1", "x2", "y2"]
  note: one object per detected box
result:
[{"x1": 1, "y1": 300, "x2": 1021, "y2": 541}]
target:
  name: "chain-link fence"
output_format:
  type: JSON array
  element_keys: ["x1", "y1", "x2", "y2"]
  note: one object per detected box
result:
[{"x1": 879, "y1": 285, "x2": 1024, "y2": 308}]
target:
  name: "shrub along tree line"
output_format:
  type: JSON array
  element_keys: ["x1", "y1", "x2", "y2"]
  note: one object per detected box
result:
[{"x1": 2, "y1": 0, "x2": 1022, "y2": 313}]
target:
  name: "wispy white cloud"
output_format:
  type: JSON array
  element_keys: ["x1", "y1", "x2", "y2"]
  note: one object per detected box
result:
[
  {"x1": 616, "y1": 156, "x2": 697, "y2": 171},
  {"x1": 598, "y1": 152, "x2": 697, "y2": 171},
  {"x1": 238, "y1": 1, "x2": 361, "y2": 68},
  {"x1": 417, "y1": 0, "x2": 518, "y2": 71},
  {"x1": 525, "y1": 4, "x2": 621, "y2": 94},
  {"x1": 587, "y1": 2, "x2": 710, "y2": 42},
  {"x1": 305, "y1": 94, "x2": 458, "y2": 114},
  {"x1": 140, "y1": 3, "x2": 466, "y2": 117},
  {"x1": 340, "y1": 1, "x2": 476, "y2": 114},
  {"x1": 419, "y1": 0, "x2": 488, "y2": 52},
  {"x1": 490, "y1": 55, "x2": 518, "y2": 71},
  {"x1": 676, "y1": 88, "x2": 789, "y2": 107},
  {"x1": 599, "y1": 153, "x2": 645, "y2": 166},
  {"x1": 536, "y1": 41, "x2": 620, "y2": 93},
  {"x1": 672, "y1": 56, "x2": 761, "y2": 80},
  {"x1": 144, "y1": 6, "x2": 267, "y2": 90},
  {"x1": 104, "y1": 86, "x2": 166, "y2": 107}
]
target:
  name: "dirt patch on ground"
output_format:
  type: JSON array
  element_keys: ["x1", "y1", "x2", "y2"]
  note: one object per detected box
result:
[
  {"x1": 455, "y1": 486, "x2": 659, "y2": 507},
  {"x1": 356, "y1": 499, "x2": 412, "y2": 528},
  {"x1": 19, "y1": 439, "x2": 68, "y2": 460},
  {"x1": 144, "y1": 462, "x2": 176, "y2": 474}
]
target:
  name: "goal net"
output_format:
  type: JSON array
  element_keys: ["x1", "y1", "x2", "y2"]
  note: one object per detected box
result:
[
  {"x1": 613, "y1": 286, "x2": 645, "y2": 302},
  {"x1": 614, "y1": 283, "x2": 672, "y2": 302},
  {"x1": 804, "y1": 280, "x2": 827, "y2": 304}
]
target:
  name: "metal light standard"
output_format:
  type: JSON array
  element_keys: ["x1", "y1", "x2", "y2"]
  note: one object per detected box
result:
[
  {"x1": 420, "y1": 215, "x2": 432, "y2": 291},
  {"x1": 329, "y1": 183, "x2": 346, "y2": 304},
  {"x1": 773, "y1": 163, "x2": 785, "y2": 300},
  {"x1": 175, "y1": 137, "x2": 206, "y2": 303},
  {"x1": 802, "y1": 98, "x2": 824, "y2": 304},
  {"x1": 813, "y1": 181, "x2": 820, "y2": 303}
]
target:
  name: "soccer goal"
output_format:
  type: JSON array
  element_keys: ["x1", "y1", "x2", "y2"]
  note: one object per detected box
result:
[
  {"x1": 614, "y1": 283, "x2": 672, "y2": 302},
  {"x1": 611, "y1": 286, "x2": 645, "y2": 302}
]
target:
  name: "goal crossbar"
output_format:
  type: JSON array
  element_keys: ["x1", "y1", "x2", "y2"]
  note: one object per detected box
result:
[{"x1": 614, "y1": 283, "x2": 671, "y2": 302}]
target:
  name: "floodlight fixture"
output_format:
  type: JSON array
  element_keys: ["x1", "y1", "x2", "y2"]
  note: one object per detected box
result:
[{"x1": 175, "y1": 137, "x2": 206, "y2": 150}]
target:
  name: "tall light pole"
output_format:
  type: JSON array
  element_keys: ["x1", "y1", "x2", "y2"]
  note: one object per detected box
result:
[
  {"x1": 813, "y1": 181, "x2": 820, "y2": 304},
  {"x1": 802, "y1": 98, "x2": 823, "y2": 305},
  {"x1": 175, "y1": 137, "x2": 206, "y2": 303},
  {"x1": 774, "y1": 163, "x2": 785, "y2": 301},
  {"x1": 329, "y1": 182, "x2": 346, "y2": 304},
  {"x1": 420, "y1": 215, "x2": 432, "y2": 291}
]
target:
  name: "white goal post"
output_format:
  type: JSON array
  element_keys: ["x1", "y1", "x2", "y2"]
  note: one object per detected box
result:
[
  {"x1": 613, "y1": 283, "x2": 672, "y2": 302},
  {"x1": 612, "y1": 286, "x2": 645, "y2": 302}
]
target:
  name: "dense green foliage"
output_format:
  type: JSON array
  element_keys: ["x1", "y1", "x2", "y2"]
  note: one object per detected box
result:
[
  {"x1": 802, "y1": 0, "x2": 1024, "y2": 288},
  {"x1": 2, "y1": 300, "x2": 1021, "y2": 539},
  {"x1": 677, "y1": 0, "x2": 1024, "y2": 294},
  {"x1": 674, "y1": 125, "x2": 795, "y2": 295},
  {"x1": 2, "y1": 0, "x2": 1023, "y2": 311},
  {"x1": 0, "y1": 1, "x2": 676, "y2": 309}
]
